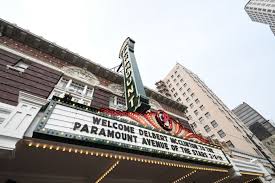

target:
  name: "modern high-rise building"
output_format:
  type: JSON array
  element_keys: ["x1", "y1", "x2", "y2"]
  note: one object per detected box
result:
[
  {"x1": 233, "y1": 102, "x2": 275, "y2": 157},
  {"x1": 245, "y1": 0, "x2": 275, "y2": 36},
  {"x1": 156, "y1": 63, "x2": 274, "y2": 162},
  {"x1": 232, "y1": 102, "x2": 275, "y2": 141}
]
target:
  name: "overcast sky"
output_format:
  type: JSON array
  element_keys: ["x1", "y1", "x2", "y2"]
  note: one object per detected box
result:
[{"x1": 1, "y1": 0, "x2": 275, "y2": 120}]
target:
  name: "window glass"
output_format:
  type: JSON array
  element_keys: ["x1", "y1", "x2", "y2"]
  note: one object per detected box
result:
[
  {"x1": 218, "y1": 130, "x2": 226, "y2": 138},
  {"x1": 211, "y1": 120, "x2": 218, "y2": 128},
  {"x1": 226, "y1": 140, "x2": 235, "y2": 148},
  {"x1": 205, "y1": 112, "x2": 211, "y2": 118},
  {"x1": 204, "y1": 125, "x2": 211, "y2": 132},
  {"x1": 58, "y1": 78, "x2": 69, "y2": 88}
]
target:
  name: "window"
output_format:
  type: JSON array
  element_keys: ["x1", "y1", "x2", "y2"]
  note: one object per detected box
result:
[
  {"x1": 166, "y1": 80, "x2": 170, "y2": 84},
  {"x1": 187, "y1": 88, "x2": 191, "y2": 93},
  {"x1": 183, "y1": 83, "x2": 187, "y2": 87},
  {"x1": 176, "y1": 83, "x2": 179, "y2": 86},
  {"x1": 177, "y1": 74, "x2": 180, "y2": 78},
  {"x1": 210, "y1": 134, "x2": 216, "y2": 139},
  {"x1": 217, "y1": 130, "x2": 226, "y2": 138},
  {"x1": 183, "y1": 92, "x2": 186, "y2": 97},
  {"x1": 191, "y1": 122, "x2": 197, "y2": 128},
  {"x1": 194, "y1": 110, "x2": 199, "y2": 116},
  {"x1": 180, "y1": 79, "x2": 183, "y2": 82},
  {"x1": 51, "y1": 78, "x2": 95, "y2": 105},
  {"x1": 234, "y1": 125, "x2": 241, "y2": 132},
  {"x1": 188, "y1": 115, "x2": 193, "y2": 120},
  {"x1": 211, "y1": 120, "x2": 218, "y2": 128},
  {"x1": 195, "y1": 99, "x2": 200, "y2": 104},
  {"x1": 243, "y1": 136, "x2": 251, "y2": 143},
  {"x1": 226, "y1": 116, "x2": 232, "y2": 122},
  {"x1": 204, "y1": 125, "x2": 211, "y2": 132},
  {"x1": 15, "y1": 61, "x2": 29, "y2": 70},
  {"x1": 171, "y1": 88, "x2": 175, "y2": 92},
  {"x1": 69, "y1": 81, "x2": 85, "y2": 94},
  {"x1": 175, "y1": 71, "x2": 177, "y2": 74},
  {"x1": 176, "y1": 98, "x2": 181, "y2": 102},
  {"x1": 191, "y1": 93, "x2": 195, "y2": 98},
  {"x1": 226, "y1": 140, "x2": 235, "y2": 148},
  {"x1": 190, "y1": 103, "x2": 194, "y2": 109},
  {"x1": 186, "y1": 97, "x2": 190, "y2": 102},
  {"x1": 168, "y1": 84, "x2": 172, "y2": 88},
  {"x1": 205, "y1": 112, "x2": 211, "y2": 119},
  {"x1": 171, "y1": 75, "x2": 174, "y2": 78},
  {"x1": 219, "y1": 108, "x2": 225, "y2": 114},
  {"x1": 179, "y1": 87, "x2": 183, "y2": 91},
  {"x1": 199, "y1": 117, "x2": 204, "y2": 123},
  {"x1": 85, "y1": 88, "x2": 94, "y2": 97},
  {"x1": 173, "y1": 78, "x2": 176, "y2": 82},
  {"x1": 7, "y1": 59, "x2": 29, "y2": 72},
  {"x1": 174, "y1": 92, "x2": 178, "y2": 97},
  {"x1": 199, "y1": 105, "x2": 205, "y2": 111},
  {"x1": 58, "y1": 78, "x2": 69, "y2": 88}
]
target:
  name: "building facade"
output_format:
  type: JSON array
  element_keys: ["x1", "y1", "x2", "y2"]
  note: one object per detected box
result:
[
  {"x1": 156, "y1": 63, "x2": 275, "y2": 179},
  {"x1": 233, "y1": 102, "x2": 275, "y2": 141},
  {"x1": 245, "y1": 0, "x2": 275, "y2": 36},
  {"x1": 263, "y1": 135, "x2": 275, "y2": 156},
  {"x1": 0, "y1": 18, "x2": 273, "y2": 182},
  {"x1": 233, "y1": 102, "x2": 275, "y2": 156}
]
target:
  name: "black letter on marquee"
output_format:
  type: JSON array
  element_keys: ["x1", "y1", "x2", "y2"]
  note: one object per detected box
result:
[
  {"x1": 80, "y1": 124, "x2": 89, "y2": 133},
  {"x1": 73, "y1": 122, "x2": 81, "y2": 130}
]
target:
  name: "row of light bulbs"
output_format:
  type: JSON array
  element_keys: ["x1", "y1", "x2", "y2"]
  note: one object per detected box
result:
[
  {"x1": 213, "y1": 175, "x2": 230, "y2": 183},
  {"x1": 244, "y1": 177, "x2": 259, "y2": 183},
  {"x1": 26, "y1": 141, "x2": 228, "y2": 173},
  {"x1": 172, "y1": 170, "x2": 197, "y2": 183},
  {"x1": 95, "y1": 161, "x2": 120, "y2": 183}
]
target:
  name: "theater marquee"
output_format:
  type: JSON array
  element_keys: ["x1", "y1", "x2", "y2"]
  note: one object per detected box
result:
[{"x1": 34, "y1": 101, "x2": 230, "y2": 166}]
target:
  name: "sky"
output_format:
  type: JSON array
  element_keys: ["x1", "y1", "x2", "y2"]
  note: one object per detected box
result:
[{"x1": 1, "y1": 0, "x2": 275, "y2": 120}]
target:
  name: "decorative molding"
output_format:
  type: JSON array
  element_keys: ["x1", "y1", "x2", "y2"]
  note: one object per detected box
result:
[
  {"x1": 108, "y1": 83, "x2": 124, "y2": 96},
  {"x1": 0, "y1": 92, "x2": 47, "y2": 152},
  {"x1": 19, "y1": 91, "x2": 48, "y2": 106},
  {"x1": 62, "y1": 66, "x2": 100, "y2": 86}
]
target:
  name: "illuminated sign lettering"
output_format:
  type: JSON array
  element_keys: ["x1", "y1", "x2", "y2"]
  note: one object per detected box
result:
[{"x1": 119, "y1": 37, "x2": 150, "y2": 113}]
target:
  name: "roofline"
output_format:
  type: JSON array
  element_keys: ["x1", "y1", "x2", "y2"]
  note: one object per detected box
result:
[{"x1": 0, "y1": 18, "x2": 188, "y2": 112}]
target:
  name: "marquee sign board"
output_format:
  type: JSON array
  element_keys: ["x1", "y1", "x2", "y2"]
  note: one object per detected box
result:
[
  {"x1": 119, "y1": 37, "x2": 150, "y2": 113},
  {"x1": 35, "y1": 102, "x2": 230, "y2": 166}
]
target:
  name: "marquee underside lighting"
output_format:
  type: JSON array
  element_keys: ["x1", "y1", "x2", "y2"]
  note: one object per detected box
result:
[
  {"x1": 25, "y1": 140, "x2": 229, "y2": 173},
  {"x1": 95, "y1": 160, "x2": 120, "y2": 183},
  {"x1": 171, "y1": 170, "x2": 197, "y2": 183},
  {"x1": 212, "y1": 175, "x2": 230, "y2": 183}
]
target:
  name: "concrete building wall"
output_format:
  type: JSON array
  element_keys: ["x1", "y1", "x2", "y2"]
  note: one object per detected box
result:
[{"x1": 158, "y1": 63, "x2": 274, "y2": 159}]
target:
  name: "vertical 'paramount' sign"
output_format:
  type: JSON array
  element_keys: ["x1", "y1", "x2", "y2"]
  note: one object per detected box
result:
[{"x1": 119, "y1": 37, "x2": 150, "y2": 113}]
